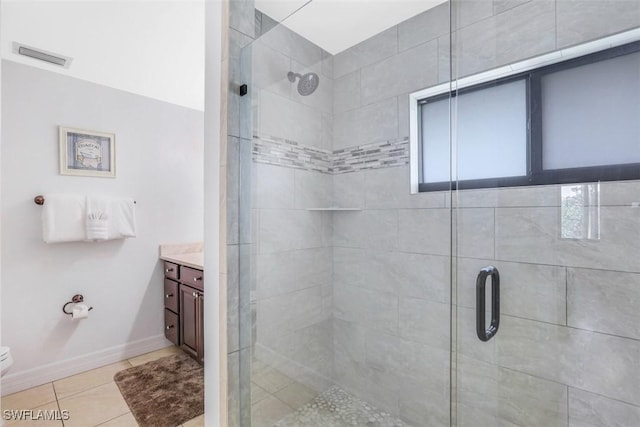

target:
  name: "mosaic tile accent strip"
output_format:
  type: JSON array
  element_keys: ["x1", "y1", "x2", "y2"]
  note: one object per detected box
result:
[
  {"x1": 332, "y1": 138, "x2": 409, "y2": 174},
  {"x1": 253, "y1": 134, "x2": 409, "y2": 174},
  {"x1": 274, "y1": 386, "x2": 410, "y2": 427},
  {"x1": 252, "y1": 134, "x2": 332, "y2": 173}
]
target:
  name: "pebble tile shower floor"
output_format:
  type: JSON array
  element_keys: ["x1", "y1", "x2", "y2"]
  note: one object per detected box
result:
[{"x1": 274, "y1": 386, "x2": 410, "y2": 427}]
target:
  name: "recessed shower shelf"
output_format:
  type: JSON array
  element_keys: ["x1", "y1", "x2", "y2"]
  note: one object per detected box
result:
[{"x1": 306, "y1": 207, "x2": 361, "y2": 211}]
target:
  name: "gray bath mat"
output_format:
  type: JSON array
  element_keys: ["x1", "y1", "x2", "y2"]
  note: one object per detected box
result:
[{"x1": 114, "y1": 353, "x2": 203, "y2": 427}]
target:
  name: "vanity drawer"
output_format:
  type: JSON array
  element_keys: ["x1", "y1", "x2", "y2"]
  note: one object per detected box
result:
[
  {"x1": 164, "y1": 279, "x2": 179, "y2": 312},
  {"x1": 180, "y1": 266, "x2": 204, "y2": 291},
  {"x1": 164, "y1": 309, "x2": 179, "y2": 345},
  {"x1": 164, "y1": 261, "x2": 179, "y2": 280}
]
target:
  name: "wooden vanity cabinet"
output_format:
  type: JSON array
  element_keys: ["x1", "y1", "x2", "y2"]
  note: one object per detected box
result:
[{"x1": 162, "y1": 260, "x2": 204, "y2": 365}]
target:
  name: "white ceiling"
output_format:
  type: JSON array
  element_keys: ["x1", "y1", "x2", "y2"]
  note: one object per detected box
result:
[
  {"x1": 1, "y1": 0, "x2": 204, "y2": 111},
  {"x1": 255, "y1": 0, "x2": 448, "y2": 55},
  {"x1": 254, "y1": 0, "x2": 311, "y2": 23}
]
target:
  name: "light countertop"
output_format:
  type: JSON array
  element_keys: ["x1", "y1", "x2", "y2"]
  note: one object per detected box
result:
[
  {"x1": 160, "y1": 252, "x2": 203, "y2": 270},
  {"x1": 159, "y1": 242, "x2": 203, "y2": 270}
]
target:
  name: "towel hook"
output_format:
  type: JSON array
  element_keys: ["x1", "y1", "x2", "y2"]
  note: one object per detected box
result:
[{"x1": 62, "y1": 294, "x2": 94, "y2": 316}]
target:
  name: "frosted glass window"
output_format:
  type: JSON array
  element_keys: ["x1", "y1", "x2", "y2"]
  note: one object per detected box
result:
[
  {"x1": 416, "y1": 40, "x2": 640, "y2": 192},
  {"x1": 421, "y1": 79, "x2": 527, "y2": 183},
  {"x1": 542, "y1": 52, "x2": 640, "y2": 170},
  {"x1": 421, "y1": 97, "x2": 451, "y2": 183}
]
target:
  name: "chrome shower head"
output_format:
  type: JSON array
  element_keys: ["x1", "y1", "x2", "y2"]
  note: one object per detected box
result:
[{"x1": 287, "y1": 71, "x2": 319, "y2": 96}]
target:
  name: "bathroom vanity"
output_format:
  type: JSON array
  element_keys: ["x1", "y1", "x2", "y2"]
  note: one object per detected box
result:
[{"x1": 160, "y1": 245, "x2": 204, "y2": 365}]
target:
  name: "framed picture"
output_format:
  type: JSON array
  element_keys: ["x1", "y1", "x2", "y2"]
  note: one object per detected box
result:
[{"x1": 59, "y1": 126, "x2": 115, "y2": 177}]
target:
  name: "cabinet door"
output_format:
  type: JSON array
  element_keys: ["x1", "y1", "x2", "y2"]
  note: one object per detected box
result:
[
  {"x1": 164, "y1": 309, "x2": 179, "y2": 345},
  {"x1": 164, "y1": 279, "x2": 179, "y2": 313},
  {"x1": 164, "y1": 262, "x2": 179, "y2": 281},
  {"x1": 180, "y1": 266, "x2": 204, "y2": 292},
  {"x1": 197, "y1": 293, "x2": 204, "y2": 364},
  {"x1": 179, "y1": 285, "x2": 199, "y2": 358}
]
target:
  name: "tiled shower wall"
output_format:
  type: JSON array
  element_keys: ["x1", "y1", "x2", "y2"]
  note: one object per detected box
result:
[
  {"x1": 249, "y1": 17, "x2": 337, "y2": 394},
  {"x1": 237, "y1": 0, "x2": 640, "y2": 426},
  {"x1": 330, "y1": 4, "x2": 452, "y2": 425}
]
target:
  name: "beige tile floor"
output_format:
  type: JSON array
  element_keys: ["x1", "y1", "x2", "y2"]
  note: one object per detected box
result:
[
  {"x1": 250, "y1": 360, "x2": 318, "y2": 427},
  {"x1": 1, "y1": 346, "x2": 204, "y2": 427}
]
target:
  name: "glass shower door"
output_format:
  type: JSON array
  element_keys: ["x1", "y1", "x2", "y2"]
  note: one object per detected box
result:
[
  {"x1": 452, "y1": 1, "x2": 640, "y2": 425},
  {"x1": 239, "y1": 3, "x2": 454, "y2": 426}
]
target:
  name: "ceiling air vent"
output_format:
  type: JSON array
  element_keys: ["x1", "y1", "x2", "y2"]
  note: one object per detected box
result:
[{"x1": 13, "y1": 43, "x2": 72, "y2": 68}]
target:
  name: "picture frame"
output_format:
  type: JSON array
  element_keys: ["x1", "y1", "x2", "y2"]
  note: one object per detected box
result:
[{"x1": 59, "y1": 126, "x2": 115, "y2": 177}]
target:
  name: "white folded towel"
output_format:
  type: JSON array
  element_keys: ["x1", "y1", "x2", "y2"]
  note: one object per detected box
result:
[
  {"x1": 42, "y1": 194, "x2": 86, "y2": 243},
  {"x1": 86, "y1": 211, "x2": 109, "y2": 240},
  {"x1": 85, "y1": 196, "x2": 136, "y2": 240},
  {"x1": 109, "y1": 197, "x2": 136, "y2": 239},
  {"x1": 41, "y1": 194, "x2": 136, "y2": 243}
]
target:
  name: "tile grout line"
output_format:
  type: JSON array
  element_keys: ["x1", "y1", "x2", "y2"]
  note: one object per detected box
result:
[
  {"x1": 566, "y1": 384, "x2": 570, "y2": 427},
  {"x1": 51, "y1": 382, "x2": 65, "y2": 427},
  {"x1": 93, "y1": 409, "x2": 132, "y2": 427},
  {"x1": 53, "y1": 377, "x2": 121, "y2": 402},
  {"x1": 565, "y1": 266, "x2": 569, "y2": 327}
]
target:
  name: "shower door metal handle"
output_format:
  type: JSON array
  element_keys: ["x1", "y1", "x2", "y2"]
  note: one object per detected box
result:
[{"x1": 476, "y1": 266, "x2": 500, "y2": 342}]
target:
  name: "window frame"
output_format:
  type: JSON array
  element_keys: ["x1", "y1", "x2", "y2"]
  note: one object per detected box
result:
[{"x1": 409, "y1": 30, "x2": 640, "y2": 193}]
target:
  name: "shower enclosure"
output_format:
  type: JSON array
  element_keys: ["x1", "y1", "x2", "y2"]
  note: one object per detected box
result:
[{"x1": 228, "y1": 0, "x2": 640, "y2": 425}]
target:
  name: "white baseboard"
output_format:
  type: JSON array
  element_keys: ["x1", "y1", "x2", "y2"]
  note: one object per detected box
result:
[{"x1": 0, "y1": 334, "x2": 173, "y2": 396}]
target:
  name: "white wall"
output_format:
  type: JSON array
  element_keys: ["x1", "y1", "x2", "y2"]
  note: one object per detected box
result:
[
  {"x1": 0, "y1": 60, "x2": 204, "y2": 394},
  {"x1": 203, "y1": 0, "x2": 222, "y2": 424},
  {"x1": 1, "y1": 0, "x2": 204, "y2": 111},
  {"x1": 0, "y1": 0, "x2": 4, "y2": 398}
]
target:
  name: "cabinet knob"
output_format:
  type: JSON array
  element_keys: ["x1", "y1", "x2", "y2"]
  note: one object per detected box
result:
[
  {"x1": 165, "y1": 268, "x2": 174, "y2": 273},
  {"x1": 165, "y1": 293, "x2": 173, "y2": 298},
  {"x1": 193, "y1": 277, "x2": 202, "y2": 282},
  {"x1": 166, "y1": 325, "x2": 174, "y2": 330},
  {"x1": 192, "y1": 292, "x2": 198, "y2": 298}
]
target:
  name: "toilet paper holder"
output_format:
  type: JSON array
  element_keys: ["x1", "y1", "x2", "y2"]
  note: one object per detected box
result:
[{"x1": 62, "y1": 294, "x2": 93, "y2": 316}]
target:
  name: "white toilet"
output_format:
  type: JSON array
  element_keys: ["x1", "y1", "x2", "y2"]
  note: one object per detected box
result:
[{"x1": 1, "y1": 347, "x2": 13, "y2": 376}]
